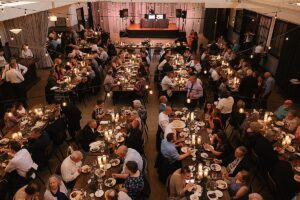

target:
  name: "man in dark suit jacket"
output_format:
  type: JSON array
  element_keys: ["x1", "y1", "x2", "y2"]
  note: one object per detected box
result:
[
  {"x1": 77, "y1": 120, "x2": 99, "y2": 152},
  {"x1": 238, "y1": 69, "x2": 257, "y2": 108},
  {"x1": 214, "y1": 146, "x2": 250, "y2": 177},
  {"x1": 61, "y1": 102, "x2": 82, "y2": 140},
  {"x1": 27, "y1": 128, "x2": 51, "y2": 165}
]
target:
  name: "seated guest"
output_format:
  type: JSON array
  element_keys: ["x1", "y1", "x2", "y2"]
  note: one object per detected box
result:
[
  {"x1": 128, "y1": 110, "x2": 142, "y2": 131},
  {"x1": 158, "y1": 106, "x2": 172, "y2": 132},
  {"x1": 185, "y1": 75, "x2": 203, "y2": 109},
  {"x1": 44, "y1": 175, "x2": 68, "y2": 200},
  {"x1": 103, "y1": 70, "x2": 116, "y2": 92},
  {"x1": 77, "y1": 120, "x2": 99, "y2": 152},
  {"x1": 159, "y1": 95, "x2": 168, "y2": 113},
  {"x1": 202, "y1": 102, "x2": 214, "y2": 121},
  {"x1": 274, "y1": 99, "x2": 293, "y2": 120},
  {"x1": 138, "y1": 62, "x2": 149, "y2": 77},
  {"x1": 99, "y1": 47, "x2": 109, "y2": 63},
  {"x1": 168, "y1": 166, "x2": 193, "y2": 199},
  {"x1": 14, "y1": 102, "x2": 27, "y2": 117},
  {"x1": 225, "y1": 170, "x2": 250, "y2": 200},
  {"x1": 14, "y1": 182, "x2": 40, "y2": 200},
  {"x1": 192, "y1": 58, "x2": 202, "y2": 74},
  {"x1": 162, "y1": 57, "x2": 174, "y2": 76},
  {"x1": 104, "y1": 189, "x2": 132, "y2": 200},
  {"x1": 113, "y1": 145, "x2": 143, "y2": 178},
  {"x1": 209, "y1": 109, "x2": 223, "y2": 133},
  {"x1": 133, "y1": 75, "x2": 146, "y2": 99},
  {"x1": 53, "y1": 58, "x2": 64, "y2": 80},
  {"x1": 4, "y1": 108, "x2": 18, "y2": 129},
  {"x1": 5, "y1": 141, "x2": 38, "y2": 186},
  {"x1": 27, "y1": 128, "x2": 51, "y2": 165},
  {"x1": 204, "y1": 131, "x2": 233, "y2": 162},
  {"x1": 124, "y1": 119, "x2": 144, "y2": 154},
  {"x1": 92, "y1": 99, "x2": 107, "y2": 121},
  {"x1": 86, "y1": 65, "x2": 96, "y2": 80},
  {"x1": 246, "y1": 122, "x2": 278, "y2": 172},
  {"x1": 295, "y1": 125, "x2": 300, "y2": 140},
  {"x1": 119, "y1": 161, "x2": 144, "y2": 200},
  {"x1": 215, "y1": 146, "x2": 250, "y2": 177},
  {"x1": 161, "y1": 72, "x2": 176, "y2": 99},
  {"x1": 161, "y1": 133, "x2": 192, "y2": 165},
  {"x1": 158, "y1": 55, "x2": 169, "y2": 71},
  {"x1": 132, "y1": 100, "x2": 147, "y2": 123},
  {"x1": 248, "y1": 193, "x2": 264, "y2": 200},
  {"x1": 20, "y1": 44, "x2": 33, "y2": 58},
  {"x1": 61, "y1": 151, "x2": 83, "y2": 188},
  {"x1": 283, "y1": 110, "x2": 299, "y2": 132}
]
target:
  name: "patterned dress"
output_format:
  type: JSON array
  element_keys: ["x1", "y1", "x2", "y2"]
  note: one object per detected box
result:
[{"x1": 124, "y1": 174, "x2": 144, "y2": 200}]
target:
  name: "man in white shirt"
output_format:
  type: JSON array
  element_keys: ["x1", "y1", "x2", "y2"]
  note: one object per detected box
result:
[
  {"x1": 21, "y1": 44, "x2": 33, "y2": 58},
  {"x1": 0, "y1": 50, "x2": 7, "y2": 68},
  {"x1": 61, "y1": 150, "x2": 83, "y2": 188},
  {"x1": 161, "y1": 72, "x2": 176, "y2": 98},
  {"x1": 216, "y1": 91, "x2": 234, "y2": 125},
  {"x1": 2, "y1": 57, "x2": 28, "y2": 80},
  {"x1": 210, "y1": 68, "x2": 220, "y2": 82},
  {"x1": 193, "y1": 58, "x2": 202, "y2": 74},
  {"x1": 158, "y1": 106, "x2": 172, "y2": 132},
  {"x1": 113, "y1": 145, "x2": 143, "y2": 179},
  {"x1": 158, "y1": 56, "x2": 169, "y2": 71},
  {"x1": 99, "y1": 47, "x2": 109, "y2": 62},
  {"x1": 5, "y1": 141, "x2": 38, "y2": 181},
  {"x1": 5, "y1": 65, "x2": 24, "y2": 83}
]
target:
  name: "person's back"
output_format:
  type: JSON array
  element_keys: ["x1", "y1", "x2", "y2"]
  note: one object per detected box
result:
[{"x1": 27, "y1": 132, "x2": 51, "y2": 165}]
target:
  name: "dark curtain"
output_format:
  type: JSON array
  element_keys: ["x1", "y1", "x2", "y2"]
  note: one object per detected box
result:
[
  {"x1": 275, "y1": 25, "x2": 300, "y2": 87},
  {"x1": 203, "y1": 8, "x2": 217, "y2": 42}
]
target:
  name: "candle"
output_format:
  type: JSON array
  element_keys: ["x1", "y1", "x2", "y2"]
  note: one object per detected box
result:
[
  {"x1": 204, "y1": 169, "x2": 209, "y2": 177},
  {"x1": 145, "y1": 85, "x2": 149, "y2": 89},
  {"x1": 239, "y1": 108, "x2": 244, "y2": 113},
  {"x1": 8, "y1": 112, "x2": 13, "y2": 117},
  {"x1": 192, "y1": 134, "x2": 196, "y2": 145},
  {"x1": 198, "y1": 164, "x2": 203, "y2": 173},
  {"x1": 117, "y1": 81, "x2": 121, "y2": 85},
  {"x1": 149, "y1": 90, "x2": 153, "y2": 95},
  {"x1": 102, "y1": 155, "x2": 107, "y2": 164},
  {"x1": 111, "y1": 113, "x2": 115, "y2": 122},
  {"x1": 191, "y1": 112, "x2": 194, "y2": 121},
  {"x1": 264, "y1": 112, "x2": 268, "y2": 122},
  {"x1": 187, "y1": 98, "x2": 191, "y2": 104},
  {"x1": 98, "y1": 156, "x2": 102, "y2": 166},
  {"x1": 197, "y1": 136, "x2": 202, "y2": 145},
  {"x1": 104, "y1": 131, "x2": 108, "y2": 139},
  {"x1": 267, "y1": 116, "x2": 272, "y2": 123},
  {"x1": 18, "y1": 132, "x2": 22, "y2": 139}
]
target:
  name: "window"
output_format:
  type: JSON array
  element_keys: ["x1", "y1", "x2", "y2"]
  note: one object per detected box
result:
[
  {"x1": 256, "y1": 15, "x2": 271, "y2": 45},
  {"x1": 234, "y1": 9, "x2": 243, "y2": 34},
  {"x1": 270, "y1": 20, "x2": 288, "y2": 57}
]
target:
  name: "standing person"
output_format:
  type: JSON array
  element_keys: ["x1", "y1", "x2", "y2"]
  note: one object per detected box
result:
[
  {"x1": 2, "y1": 57, "x2": 28, "y2": 80},
  {"x1": 185, "y1": 75, "x2": 203, "y2": 109},
  {"x1": 45, "y1": 69, "x2": 57, "y2": 104},
  {"x1": 238, "y1": 69, "x2": 258, "y2": 108},
  {"x1": 61, "y1": 102, "x2": 82, "y2": 140},
  {"x1": 20, "y1": 44, "x2": 34, "y2": 58},
  {"x1": 191, "y1": 32, "x2": 198, "y2": 55},
  {"x1": 4, "y1": 61, "x2": 27, "y2": 106},
  {"x1": 260, "y1": 72, "x2": 275, "y2": 109},
  {"x1": 216, "y1": 91, "x2": 234, "y2": 126},
  {"x1": 188, "y1": 29, "x2": 195, "y2": 48}
]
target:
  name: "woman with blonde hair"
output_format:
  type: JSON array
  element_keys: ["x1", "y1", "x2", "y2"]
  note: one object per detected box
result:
[{"x1": 43, "y1": 175, "x2": 68, "y2": 200}]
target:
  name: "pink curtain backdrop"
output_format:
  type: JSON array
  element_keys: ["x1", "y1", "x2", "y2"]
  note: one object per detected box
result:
[{"x1": 91, "y1": 2, "x2": 205, "y2": 37}]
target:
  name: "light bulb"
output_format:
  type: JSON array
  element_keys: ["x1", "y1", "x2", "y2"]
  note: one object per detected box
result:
[
  {"x1": 149, "y1": 90, "x2": 153, "y2": 95},
  {"x1": 187, "y1": 98, "x2": 191, "y2": 104}
]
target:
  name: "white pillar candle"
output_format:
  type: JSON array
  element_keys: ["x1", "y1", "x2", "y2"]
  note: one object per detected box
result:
[
  {"x1": 98, "y1": 156, "x2": 102, "y2": 166},
  {"x1": 102, "y1": 155, "x2": 107, "y2": 164},
  {"x1": 191, "y1": 112, "x2": 194, "y2": 121},
  {"x1": 197, "y1": 136, "x2": 202, "y2": 145},
  {"x1": 192, "y1": 134, "x2": 196, "y2": 145}
]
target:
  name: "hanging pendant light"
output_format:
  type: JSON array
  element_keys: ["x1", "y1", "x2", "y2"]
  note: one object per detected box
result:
[
  {"x1": 9, "y1": 29, "x2": 22, "y2": 34},
  {"x1": 49, "y1": 15, "x2": 57, "y2": 22}
]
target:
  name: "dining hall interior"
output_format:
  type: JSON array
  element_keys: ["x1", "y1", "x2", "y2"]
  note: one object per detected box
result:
[{"x1": 0, "y1": 0, "x2": 300, "y2": 199}]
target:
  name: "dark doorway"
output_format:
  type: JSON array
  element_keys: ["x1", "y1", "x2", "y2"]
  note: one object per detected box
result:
[{"x1": 76, "y1": 7, "x2": 85, "y2": 30}]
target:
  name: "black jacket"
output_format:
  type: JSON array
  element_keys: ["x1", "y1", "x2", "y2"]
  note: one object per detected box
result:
[
  {"x1": 238, "y1": 76, "x2": 258, "y2": 98},
  {"x1": 27, "y1": 132, "x2": 51, "y2": 165},
  {"x1": 78, "y1": 125, "x2": 99, "y2": 152}
]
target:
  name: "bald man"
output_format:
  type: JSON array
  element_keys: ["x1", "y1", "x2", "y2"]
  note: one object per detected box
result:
[{"x1": 113, "y1": 145, "x2": 143, "y2": 179}]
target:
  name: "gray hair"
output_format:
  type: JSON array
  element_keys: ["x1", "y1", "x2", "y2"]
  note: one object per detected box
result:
[
  {"x1": 133, "y1": 100, "x2": 142, "y2": 108},
  {"x1": 248, "y1": 193, "x2": 263, "y2": 200},
  {"x1": 46, "y1": 175, "x2": 63, "y2": 190}
]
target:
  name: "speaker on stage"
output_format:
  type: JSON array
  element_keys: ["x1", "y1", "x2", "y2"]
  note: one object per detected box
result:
[
  {"x1": 176, "y1": 9, "x2": 182, "y2": 18},
  {"x1": 181, "y1": 10, "x2": 187, "y2": 19},
  {"x1": 119, "y1": 9, "x2": 128, "y2": 18},
  {"x1": 123, "y1": 9, "x2": 128, "y2": 18}
]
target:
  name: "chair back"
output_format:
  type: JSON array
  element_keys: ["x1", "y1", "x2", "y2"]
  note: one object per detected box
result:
[{"x1": 67, "y1": 145, "x2": 74, "y2": 156}]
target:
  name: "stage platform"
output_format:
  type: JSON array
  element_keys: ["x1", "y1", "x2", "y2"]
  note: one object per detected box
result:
[{"x1": 126, "y1": 23, "x2": 180, "y2": 38}]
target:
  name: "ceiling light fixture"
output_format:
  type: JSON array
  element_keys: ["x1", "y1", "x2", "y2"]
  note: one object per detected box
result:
[
  {"x1": 9, "y1": 29, "x2": 22, "y2": 34},
  {"x1": 49, "y1": 15, "x2": 57, "y2": 22}
]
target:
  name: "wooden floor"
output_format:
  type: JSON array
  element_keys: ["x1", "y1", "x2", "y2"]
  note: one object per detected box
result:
[{"x1": 127, "y1": 23, "x2": 178, "y2": 31}]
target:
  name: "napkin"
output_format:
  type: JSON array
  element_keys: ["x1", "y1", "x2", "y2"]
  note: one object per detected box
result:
[
  {"x1": 89, "y1": 141, "x2": 103, "y2": 147},
  {"x1": 115, "y1": 132, "x2": 123, "y2": 139},
  {"x1": 100, "y1": 121, "x2": 109, "y2": 125}
]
